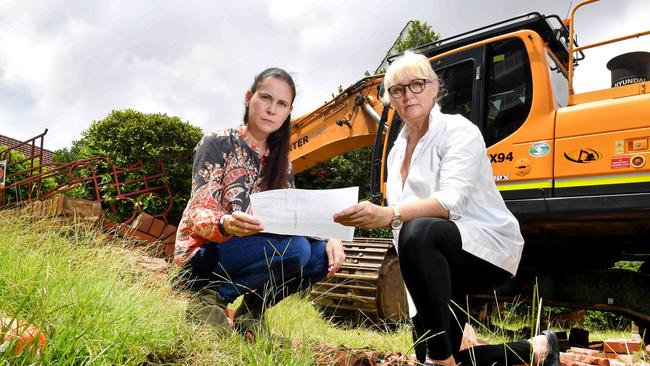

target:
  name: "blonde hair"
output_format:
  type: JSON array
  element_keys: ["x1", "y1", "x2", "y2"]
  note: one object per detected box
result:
[{"x1": 381, "y1": 51, "x2": 439, "y2": 104}]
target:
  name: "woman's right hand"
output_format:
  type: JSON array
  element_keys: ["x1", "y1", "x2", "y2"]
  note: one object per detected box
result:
[
  {"x1": 223, "y1": 211, "x2": 264, "y2": 237},
  {"x1": 333, "y1": 201, "x2": 393, "y2": 229}
]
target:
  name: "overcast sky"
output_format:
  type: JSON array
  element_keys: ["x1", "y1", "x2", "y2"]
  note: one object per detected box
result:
[{"x1": 1, "y1": 0, "x2": 648, "y2": 151}]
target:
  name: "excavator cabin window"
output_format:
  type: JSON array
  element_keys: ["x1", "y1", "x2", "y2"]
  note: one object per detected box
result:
[
  {"x1": 437, "y1": 60, "x2": 474, "y2": 121},
  {"x1": 484, "y1": 38, "x2": 532, "y2": 146}
]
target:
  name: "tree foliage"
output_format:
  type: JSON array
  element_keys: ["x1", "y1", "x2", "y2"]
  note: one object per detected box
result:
[
  {"x1": 54, "y1": 109, "x2": 203, "y2": 224},
  {"x1": 0, "y1": 148, "x2": 57, "y2": 205},
  {"x1": 294, "y1": 147, "x2": 373, "y2": 198},
  {"x1": 394, "y1": 20, "x2": 440, "y2": 53}
]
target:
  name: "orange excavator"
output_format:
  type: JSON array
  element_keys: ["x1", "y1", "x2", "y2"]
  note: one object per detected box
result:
[{"x1": 290, "y1": 0, "x2": 650, "y2": 334}]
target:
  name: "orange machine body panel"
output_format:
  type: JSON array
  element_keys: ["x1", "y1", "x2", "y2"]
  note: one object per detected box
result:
[{"x1": 554, "y1": 88, "x2": 650, "y2": 187}]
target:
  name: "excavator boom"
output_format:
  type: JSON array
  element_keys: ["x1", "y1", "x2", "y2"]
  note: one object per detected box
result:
[{"x1": 289, "y1": 76, "x2": 384, "y2": 174}]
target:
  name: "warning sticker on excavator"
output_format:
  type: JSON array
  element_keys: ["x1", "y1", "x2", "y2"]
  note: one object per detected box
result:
[
  {"x1": 611, "y1": 156, "x2": 630, "y2": 169},
  {"x1": 615, "y1": 140, "x2": 624, "y2": 155}
]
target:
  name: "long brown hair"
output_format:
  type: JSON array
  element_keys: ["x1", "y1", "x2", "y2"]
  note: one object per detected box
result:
[{"x1": 243, "y1": 67, "x2": 296, "y2": 190}]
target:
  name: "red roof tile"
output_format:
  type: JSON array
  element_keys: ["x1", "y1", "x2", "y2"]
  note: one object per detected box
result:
[{"x1": 0, "y1": 133, "x2": 54, "y2": 165}]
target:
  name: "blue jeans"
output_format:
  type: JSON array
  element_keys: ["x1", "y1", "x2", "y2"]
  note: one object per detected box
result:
[{"x1": 182, "y1": 234, "x2": 328, "y2": 304}]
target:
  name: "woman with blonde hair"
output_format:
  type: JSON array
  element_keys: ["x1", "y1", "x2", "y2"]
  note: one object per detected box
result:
[{"x1": 334, "y1": 51, "x2": 559, "y2": 366}]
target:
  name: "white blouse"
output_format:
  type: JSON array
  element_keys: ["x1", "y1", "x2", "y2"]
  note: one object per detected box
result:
[{"x1": 386, "y1": 105, "x2": 525, "y2": 315}]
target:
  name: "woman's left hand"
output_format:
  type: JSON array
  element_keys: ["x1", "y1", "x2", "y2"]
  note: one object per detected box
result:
[
  {"x1": 333, "y1": 201, "x2": 392, "y2": 229},
  {"x1": 325, "y1": 239, "x2": 345, "y2": 278}
]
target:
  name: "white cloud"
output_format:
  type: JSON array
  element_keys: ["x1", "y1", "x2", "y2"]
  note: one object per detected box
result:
[{"x1": 0, "y1": 0, "x2": 647, "y2": 151}]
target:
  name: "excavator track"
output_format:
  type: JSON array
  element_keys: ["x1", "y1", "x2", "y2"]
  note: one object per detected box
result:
[{"x1": 309, "y1": 237, "x2": 408, "y2": 324}]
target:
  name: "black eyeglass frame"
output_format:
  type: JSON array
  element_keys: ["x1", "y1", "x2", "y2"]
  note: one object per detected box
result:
[{"x1": 387, "y1": 79, "x2": 432, "y2": 98}]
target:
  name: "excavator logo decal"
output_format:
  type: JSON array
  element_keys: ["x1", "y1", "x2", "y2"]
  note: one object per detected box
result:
[
  {"x1": 529, "y1": 142, "x2": 550, "y2": 157},
  {"x1": 563, "y1": 148, "x2": 602, "y2": 164}
]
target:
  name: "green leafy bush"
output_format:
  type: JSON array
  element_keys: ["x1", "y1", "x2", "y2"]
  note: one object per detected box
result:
[
  {"x1": 53, "y1": 109, "x2": 203, "y2": 224},
  {"x1": 0, "y1": 148, "x2": 57, "y2": 205}
]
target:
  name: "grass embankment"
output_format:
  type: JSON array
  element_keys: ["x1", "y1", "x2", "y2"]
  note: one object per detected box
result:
[
  {"x1": 0, "y1": 209, "x2": 410, "y2": 365},
  {"x1": 1, "y1": 208, "x2": 638, "y2": 365}
]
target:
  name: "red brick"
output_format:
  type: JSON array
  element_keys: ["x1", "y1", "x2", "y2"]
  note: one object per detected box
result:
[
  {"x1": 49, "y1": 195, "x2": 65, "y2": 217},
  {"x1": 134, "y1": 213, "x2": 154, "y2": 232},
  {"x1": 164, "y1": 242, "x2": 175, "y2": 259},
  {"x1": 160, "y1": 225, "x2": 177, "y2": 241},
  {"x1": 128, "y1": 230, "x2": 157, "y2": 244},
  {"x1": 560, "y1": 358, "x2": 591, "y2": 366},
  {"x1": 33, "y1": 195, "x2": 64, "y2": 218},
  {"x1": 603, "y1": 340, "x2": 641, "y2": 354},
  {"x1": 63, "y1": 197, "x2": 102, "y2": 219},
  {"x1": 569, "y1": 347, "x2": 599, "y2": 355},
  {"x1": 561, "y1": 352, "x2": 610, "y2": 366},
  {"x1": 148, "y1": 217, "x2": 165, "y2": 237}
]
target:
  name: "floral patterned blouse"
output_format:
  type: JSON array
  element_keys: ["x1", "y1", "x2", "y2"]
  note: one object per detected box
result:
[{"x1": 173, "y1": 125, "x2": 293, "y2": 265}]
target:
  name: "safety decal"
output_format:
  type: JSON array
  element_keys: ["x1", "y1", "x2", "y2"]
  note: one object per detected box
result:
[
  {"x1": 563, "y1": 148, "x2": 601, "y2": 163},
  {"x1": 528, "y1": 142, "x2": 550, "y2": 158},
  {"x1": 614, "y1": 140, "x2": 624, "y2": 155},
  {"x1": 611, "y1": 156, "x2": 630, "y2": 169}
]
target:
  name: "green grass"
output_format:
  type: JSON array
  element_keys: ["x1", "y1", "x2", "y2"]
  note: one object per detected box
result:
[
  {"x1": 0, "y1": 208, "x2": 411, "y2": 365},
  {"x1": 0, "y1": 210, "x2": 189, "y2": 364},
  {"x1": 1, "y1": 207, "x2": 640, "y2": 365}
]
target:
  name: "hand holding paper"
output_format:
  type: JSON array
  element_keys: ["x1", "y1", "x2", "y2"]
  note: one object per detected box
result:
[{"x1": 250, "y1": 187, "x2": 358, "y2": 241}]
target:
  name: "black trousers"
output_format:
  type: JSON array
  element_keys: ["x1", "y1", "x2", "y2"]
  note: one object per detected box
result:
[{"x1": 398, "y1": 217, "x2": 530, "y2": 366}]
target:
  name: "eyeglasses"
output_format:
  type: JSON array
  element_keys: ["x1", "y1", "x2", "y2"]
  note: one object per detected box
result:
[{"x1": 387, "y1": 79, "x2": 432, "y2": 98}]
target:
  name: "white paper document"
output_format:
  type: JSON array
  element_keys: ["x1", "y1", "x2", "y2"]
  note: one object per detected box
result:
[{"x1": 250, "y1": 187, "x2": 358, "y2": 241}]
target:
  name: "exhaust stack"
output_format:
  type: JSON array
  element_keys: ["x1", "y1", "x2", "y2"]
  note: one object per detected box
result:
[{"x1": 606, "y1": 51, "x2": 650, "y2": 88}]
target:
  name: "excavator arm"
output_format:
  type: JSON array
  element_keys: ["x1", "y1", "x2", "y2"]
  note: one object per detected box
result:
[{"x1": 289, "y1": 75, "x2": 386, "y2": 174}]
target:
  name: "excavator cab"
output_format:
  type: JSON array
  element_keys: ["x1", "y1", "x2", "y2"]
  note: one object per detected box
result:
[{"x1": 432, "y1": 36, "x2": 533, "y2": 147}]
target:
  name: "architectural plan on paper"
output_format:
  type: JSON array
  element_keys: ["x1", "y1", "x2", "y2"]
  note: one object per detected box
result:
[{"x1": 250, "y1": 187, "x2": 358, "y2": 241}]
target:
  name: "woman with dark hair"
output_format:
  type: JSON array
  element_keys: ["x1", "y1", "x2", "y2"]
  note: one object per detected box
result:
[{"x1": 174, "y1": 67, "x2": 345, "y2": 335}]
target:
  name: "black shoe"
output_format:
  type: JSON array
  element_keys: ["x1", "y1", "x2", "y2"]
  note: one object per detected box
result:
[
  {"x1": 234, "y1": 291, "x2": 266, "y2": 320},
  {"x1": 541, "y1": 330, "x2": 561, "y2": 366},
  {"x1": 186, "y1": 289, "x2": 231, "y2": 333},
  {"x1": 234, "y1": 292, "x2": 268, "y2": 341}
]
